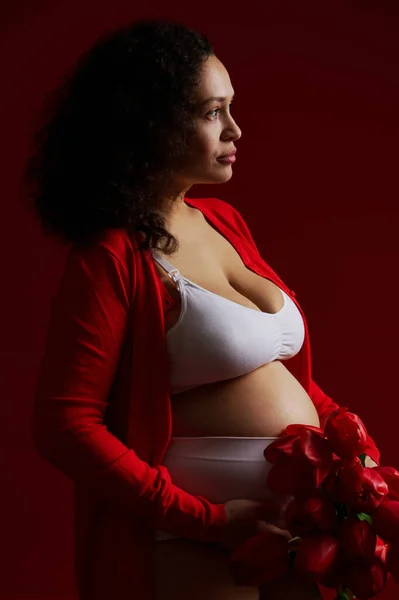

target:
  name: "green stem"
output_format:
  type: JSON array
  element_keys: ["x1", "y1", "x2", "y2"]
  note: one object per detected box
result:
[
  {"x1": 334, "y1": 582, "x2": 357, "y2": 599},
  {"x1": 335, "y1": 592, "x2": 350, "y2": 600},
  {"x1": 356, "y1": 511, "x2": 372, "y2": 525}
]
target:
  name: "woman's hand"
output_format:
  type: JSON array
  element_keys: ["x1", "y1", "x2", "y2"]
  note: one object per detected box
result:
[{"x1": 219, "y1": 498, "x2": 291, "y2": 550}]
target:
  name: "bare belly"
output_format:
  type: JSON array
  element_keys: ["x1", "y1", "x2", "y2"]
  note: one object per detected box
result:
[
  {"x1": 151, "y1": 211, "x2": 319, "y2": 438},
  {"x1": 171, "y1": 360, "x2": 320, "y2": 437}
]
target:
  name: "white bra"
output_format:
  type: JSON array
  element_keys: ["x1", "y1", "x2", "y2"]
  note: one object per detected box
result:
[{"x1": 152, "y1": 249, "x2": 305, "y2": 395}]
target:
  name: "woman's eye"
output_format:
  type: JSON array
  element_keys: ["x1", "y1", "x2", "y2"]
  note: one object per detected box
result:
[{"x1": 208, "y1": 102, "x2": 233, "y2": 118}]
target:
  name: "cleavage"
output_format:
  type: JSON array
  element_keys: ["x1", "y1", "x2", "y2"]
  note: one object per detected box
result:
[{"x1": 154, "y1": 254, "x2": 284, "y2": 318}]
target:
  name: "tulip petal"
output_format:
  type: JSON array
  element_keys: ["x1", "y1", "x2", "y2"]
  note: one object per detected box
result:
[
  {"x1": 263, "y1": 434, "x2": 298, "y2": 463},
  {"x1": 372, "y1": 500, "x2": 399, "y2": 543},
  {"x1": 230, "y1": 531, "x2": 290, "y2": 586},
  {"x1": 373, "y1": 466, "x2": 399, "y2": 501},
  {"x1": 266, "y1": 456, "x2": 300, "y2": 495},
  {"x1": 294, "y1": 532, "x2": 340, "y2": 583}
]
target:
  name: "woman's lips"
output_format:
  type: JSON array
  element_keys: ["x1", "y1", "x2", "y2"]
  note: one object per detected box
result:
[{"x1": 217, "y1": 154, "x2": 237, "y2": 164}]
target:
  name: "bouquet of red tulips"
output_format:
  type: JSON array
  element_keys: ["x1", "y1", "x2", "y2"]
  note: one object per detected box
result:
[{"x1": 230, "y1": 408, "x2": 399, "y2": 599}]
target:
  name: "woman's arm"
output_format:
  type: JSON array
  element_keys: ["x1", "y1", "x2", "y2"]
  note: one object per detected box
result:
[{"x1": 32, "y1": 242, "x2": 226, "y2": 540}]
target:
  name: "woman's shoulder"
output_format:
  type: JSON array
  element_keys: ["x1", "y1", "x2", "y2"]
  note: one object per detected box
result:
[
  {"x1": 97, "y1": 227, "x2": 137, "y2": 264},
  {"x1": 68, "y1": 227, "x2": 139, "y2": 285}
]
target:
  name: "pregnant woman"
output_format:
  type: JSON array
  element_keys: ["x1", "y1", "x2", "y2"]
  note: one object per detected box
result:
[{"x1": 26, "y1": 17, "x2": 380, "y2": 600}]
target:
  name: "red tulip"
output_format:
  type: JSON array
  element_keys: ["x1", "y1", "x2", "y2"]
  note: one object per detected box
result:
[
  {"x1": 284, "y1": 423, "x2": 326, "y2": 437},
  {"x1": 320, "y1": 551, "x2": 350, "y2": 589},
  {"x1": 321, "y1": 457, "x2": 361, "y2": 502},
  {"x1": 230, "y1": 530, "x2": 290, "y2": 586},
  {"x1": 373, "y1": 466, "x2": 399, "y2": 501},
  {"x1": 267, "y1": 455, "x2": 331, "y2": 499},
  {"x1": 264, "y1": 424, "x2": 332, "y2": 468},
  {"x1": 337, "y1": 516, "x2": 376, "y2": 561},
  {"x1": 343, "y1": 467, "x2": 388, "y2": 513},
  {"x1": 375, "y1": 535, "x2": 389, "y2": 565},
  {"x1": 293, "y1": 532, "x2": 340, "y2": 584},
  {"x1": 263, "y1": 433, "x2": 300, "y2": 462},
  {"x1": 294, "y1": 428, "x2": 334, "y2": 470},
  {"x1": 285, "y1": 494, "x2": 337, "y2": 536},
  {"x1": 266, "y1": 455, "x2": 303, "y2": 496},
  {"x1": 372, "y1": 500, "x2": 399, "y2": 543},
  {"x1": 323, "y1": 407, "x2": 368, "y2": 459},
  {"x1": 386, "y1": 541, "x2": 399, "y2": 585},
  {"x1": 344, "y1": 558, "x2": 387, "y2": 599},
  {"x1": 321, "y1": 457, "x2": 388, "y2": 512},
  {"x1": 265, "y1": 426, "x2": 334, "y2": 497}
]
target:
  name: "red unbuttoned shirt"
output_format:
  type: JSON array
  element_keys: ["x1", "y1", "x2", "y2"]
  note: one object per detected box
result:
[{"x1": 33, "y1": 196, "x2": 380, "y2": 599}]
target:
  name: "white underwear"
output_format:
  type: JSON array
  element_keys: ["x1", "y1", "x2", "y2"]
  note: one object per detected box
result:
[{"x1": 153, "y1": 436, "x2": 292, "y2": 541}]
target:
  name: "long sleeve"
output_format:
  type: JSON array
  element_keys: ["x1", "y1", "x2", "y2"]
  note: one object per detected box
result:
[
  {"x1": 309, "y1": 378, "x2": 380, "y2": 465},
  {"x1": 32, "y1": 242, "x2": 226, "y2": 540}
]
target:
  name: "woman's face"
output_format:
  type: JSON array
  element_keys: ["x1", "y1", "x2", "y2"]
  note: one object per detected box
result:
[{"x1": 176, "y1": 55, "x2": 242, "y2": 187}]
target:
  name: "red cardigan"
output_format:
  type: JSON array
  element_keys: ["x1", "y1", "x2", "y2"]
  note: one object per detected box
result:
[{"x1": 33, "y1": 196, "x2": 380, "y2": 599}]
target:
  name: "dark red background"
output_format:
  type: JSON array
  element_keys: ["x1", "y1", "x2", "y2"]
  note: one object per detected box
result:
[{"x1": 2, "y1": 0, "x2": 399, "y2": 597}]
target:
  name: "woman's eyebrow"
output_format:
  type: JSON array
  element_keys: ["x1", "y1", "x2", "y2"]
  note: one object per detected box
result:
[{"x1": 200, "y1": 93, "x2": 235, "y2": 106}]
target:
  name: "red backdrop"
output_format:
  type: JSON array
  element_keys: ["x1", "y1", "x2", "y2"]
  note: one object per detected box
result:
[{"x1": 2, "y1": 0, "x2": 399, "y2": 597}]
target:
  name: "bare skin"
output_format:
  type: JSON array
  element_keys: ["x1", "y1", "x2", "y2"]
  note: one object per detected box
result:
[
  {"x1": 152, "y1": 55, "x2": 322, "y2": 599},
  {"x1": 152, "y1": 205, "x2": 322, "y2": 600}
]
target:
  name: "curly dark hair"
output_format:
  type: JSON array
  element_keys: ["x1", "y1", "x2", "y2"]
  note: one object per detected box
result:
[{"x1": 20, "y1": 18, "x2": 215, "y2": 254}]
